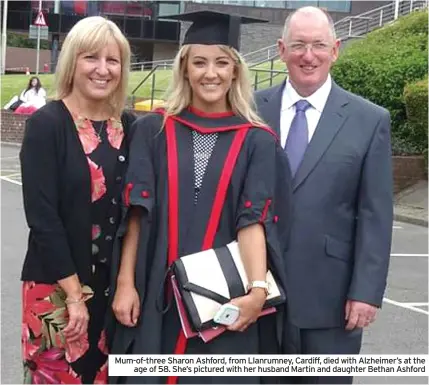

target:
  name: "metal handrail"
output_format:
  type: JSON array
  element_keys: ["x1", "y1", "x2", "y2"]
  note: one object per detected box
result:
[
  {"x1": 231, "y1": 0, "x2": 429, "y2": 60},
  {"x1": 131, "y1": 66, "x2": 160, "y2": 95},
  {"x1": 250, "y1": 67, "x2": 287, "y2": 91},
  {"x1": 131, "y1": 1, "x2": 428, "y2": 100},
  {"x1": 335, "y1": 0, "x2": 428, "y2": 40}
]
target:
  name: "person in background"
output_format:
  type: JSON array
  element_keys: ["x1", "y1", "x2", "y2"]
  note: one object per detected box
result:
[
  {"x1": 4, "y1": 76, "x2": 46, "y2": 113},
  {"x1": 20, "y1": 76, "x2": 47, "y2": 107},
  {"x1": 20, "y1": 16, "x2": 135, "y2": 384},
  {"x1": 109, "y1": 10, "x2": 292, "y2": 385},
  {"x1": 255, "y1": 6, "x2": 393, "y2": 384}
]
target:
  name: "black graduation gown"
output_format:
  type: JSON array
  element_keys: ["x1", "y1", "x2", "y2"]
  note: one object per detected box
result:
[{"x1": 109, "y1": 108, "x2": 292, "y2": 384}]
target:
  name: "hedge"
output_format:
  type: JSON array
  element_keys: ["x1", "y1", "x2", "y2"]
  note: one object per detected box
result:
[
  {"x1": 7, "y1": 32, "x2": 50, "y2": 50},
  {"x1": 331, "y1": 10, "x2": 428, "y2": 155},
  {"x1": 404, "y1": 78, "x2": 428, "y2": 169}
]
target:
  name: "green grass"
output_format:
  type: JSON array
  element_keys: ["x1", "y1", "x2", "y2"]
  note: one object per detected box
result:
[{"x1": 1, "y1": 60, "x2": 286, "y2": 107}]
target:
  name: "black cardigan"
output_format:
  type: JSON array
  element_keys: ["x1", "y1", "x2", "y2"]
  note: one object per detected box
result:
[{"x1": 20, "y1": 100, "x2": 136, "y2": 284}]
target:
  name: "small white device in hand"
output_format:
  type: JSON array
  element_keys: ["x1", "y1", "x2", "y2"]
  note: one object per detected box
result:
[{"x1": 213, "y1": 303, "x2": 240, "y2": 326}]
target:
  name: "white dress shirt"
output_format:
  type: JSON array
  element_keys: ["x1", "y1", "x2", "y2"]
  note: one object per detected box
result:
[{"x1": 280, "y1": 75, "x2": 332, "y2": 149}]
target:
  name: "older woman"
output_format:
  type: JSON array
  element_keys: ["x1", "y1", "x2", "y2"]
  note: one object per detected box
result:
[{"x1": 20, "y1": 16, "x2": 134, "y2": 384}]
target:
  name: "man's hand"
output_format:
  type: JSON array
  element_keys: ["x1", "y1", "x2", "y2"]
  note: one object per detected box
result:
[{"x1": 345, "y1": 299, "x2": 377, "y2": 330}]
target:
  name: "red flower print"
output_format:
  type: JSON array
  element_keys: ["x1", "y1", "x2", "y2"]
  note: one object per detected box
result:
[
  {"x1": 97, "y1": 330, "x2": 108, "y2": 355},
  {"x1": 107, "y1": 118, "x2": 124, "y2": 149},
  {"x1": 76, "y1": 118, "x2": 100, "y2": 154},
  {"x1": 94, "y1": 361, "x2": 108, "y2": 384},
  {"x1": 56, "y1": 371, "x2": 82, "y2": 384},
  {"x1": 87, "y1": 158, "x2": 107, "y2": 202},
  {"x1": 65, "y1": 333, "x2": 89, "y2": 363},
  {"x1": 92, "y1": 224, "x2": 101, "y2": 240},
  {"x1": 23, "y1": 283, "x2": 56, "y2": 337},
  {"x1": 22, "y1": 324, "x2": 39, "y2": 361},
  {"x1": 25, "y1": 347, "x2": 68, "y2": 384}
]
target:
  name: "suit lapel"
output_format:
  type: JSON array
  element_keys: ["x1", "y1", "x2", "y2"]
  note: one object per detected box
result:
[
  {"x1": 259, "y1": 80, "x2": 285, "y2": 137},
  {"x1": 293, "y1": 84, "x2": 349, "y2": 191}
]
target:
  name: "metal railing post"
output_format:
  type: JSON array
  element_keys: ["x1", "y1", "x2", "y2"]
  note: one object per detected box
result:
[
  {"x1": 348, "y1": 19, "x2": 352, "y2": 37},
  {"x1": 394, "y1": 0, "x2": 400, "y2": 19},
  {"x1": 254, "y1": 72, "x2": 259, "y2": 91},
  {"x1": 270, "y1": 58, "x2": 274, "y2": 87},
  {"x1": 151, "y1": 72, "x2": 156, "y2": 110},
  {"x1": 379, "y1": 9, "x2": 383, "y2": 26},
  {"x1": 410, "y1": 0, "x2": 414, "y2": 12}
]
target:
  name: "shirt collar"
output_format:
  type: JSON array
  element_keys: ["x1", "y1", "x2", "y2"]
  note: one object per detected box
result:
[{"x1": 281, "y1": 74, "x2": 332, "y2": 113}]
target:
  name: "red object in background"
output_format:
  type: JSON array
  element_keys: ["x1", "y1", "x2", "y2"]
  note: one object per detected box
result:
[
  {"x1": 101, "y1": 1, "x2": 153, "y2": 16},
  {"x1": 73, "y1": 1, "x2": 87, "y2": 15},
  {"x1": 43, "y1": 63, "x2": 49, "y2": 73},
  {"x1": 15, "y1": 105, "x2": 38, "y2": 115}
]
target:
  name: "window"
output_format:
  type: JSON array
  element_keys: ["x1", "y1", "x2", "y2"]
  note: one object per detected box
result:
[
  {"x1": 256, "y1": 1, "x2": 287, "y2": 8},
  {"x1": 190, "y1": 0, "x2": 351, "y2": 12},
  {"x1": 158, "y1": 2, "x2": 181, "y2": 17},
  {"x1": 318, "y1": 1, "x2": 350, "y2": 12},
  {"x1": 287, "y1": 1, "x2": 318, "y2": 9}
]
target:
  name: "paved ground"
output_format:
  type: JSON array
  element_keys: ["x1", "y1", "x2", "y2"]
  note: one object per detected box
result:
[
  {"x1": 1, "y1": 144, "x2": 428, "y2": 384},
  {"x1": 395, "y1": 181, "x2": 428, "y2": 227}
]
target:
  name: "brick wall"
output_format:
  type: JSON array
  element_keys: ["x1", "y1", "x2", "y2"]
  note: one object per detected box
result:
[
  {"x1": 1, "y1": 110, "x2": 28, "y2": 143},
  {"x1": 6, "y1": 47, "x2": 52, "y2": 74},
  {"x1": 2, "y1": 110, "x2": 426, "y2": 192},
  {"x1": 393, "y1": 156, "x2": 427, "y2": 193}
]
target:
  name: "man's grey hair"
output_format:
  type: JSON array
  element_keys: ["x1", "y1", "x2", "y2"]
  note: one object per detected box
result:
[{"x1": 281, "y1": 6, "x2": 337, "y2": 41}]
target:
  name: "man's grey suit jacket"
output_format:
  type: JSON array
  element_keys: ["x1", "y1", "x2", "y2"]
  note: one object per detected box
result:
[{"x1": 255, "y1": 81, "x2": 393, "y2": 329}]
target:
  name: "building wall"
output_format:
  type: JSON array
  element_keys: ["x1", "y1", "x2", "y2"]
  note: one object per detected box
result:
[
  {"x1": 184, "y1": 1, "x2": 391, "y2": 24},
  {"x1": 153, "y1": 43, "x2": 180, "y2": 63},
  {"x1": 183, "y1": 1, "x2": 391, "y2": 53},
  {"x1": 5, "y1": 47, "x2": 52, "y2": 73},
  {"x1": 179, "y1": 20, "x2": 282, "y2": 54}
]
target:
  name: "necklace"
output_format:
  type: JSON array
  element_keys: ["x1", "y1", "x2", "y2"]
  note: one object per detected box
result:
[{"x1": 93, "y1": 120, "x2": 106, "y2": 143}]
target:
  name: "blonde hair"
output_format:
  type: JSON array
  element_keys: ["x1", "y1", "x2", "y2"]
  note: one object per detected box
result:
[
  {"x1": 54, "y1": 16, "x2": 131, "y2": 117},
  {"x1": 162, "y1": 44, "x2": 265, "y2": 127}
]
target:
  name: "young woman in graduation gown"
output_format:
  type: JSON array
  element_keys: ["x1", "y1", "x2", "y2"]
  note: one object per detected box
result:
[
  {"x1": 20, "y1": 17, "x2": 135, "y2": 384},
  {"x1": 110, "y1": 11, "x2": 292, "y2": 385}
]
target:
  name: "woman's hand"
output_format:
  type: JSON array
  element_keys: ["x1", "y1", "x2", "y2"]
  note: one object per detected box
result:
[
  {"x1": 112, "y1": 283, "x2": 140, "y2": 327},
  {"x1": 63, "y1": 299, "x2": 90, "y2": 343},
  {"x1": 226, "y1": 289, "x2": 266, "y2": 332}
]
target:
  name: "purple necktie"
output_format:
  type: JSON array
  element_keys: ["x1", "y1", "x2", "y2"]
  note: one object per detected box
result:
[{"x1": 285, "y1": 100, "x2": 311, "y2": 176}]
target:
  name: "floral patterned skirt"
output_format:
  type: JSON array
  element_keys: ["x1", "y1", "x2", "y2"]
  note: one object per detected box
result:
[{"x1": 22, "y1": 268, "x2": 110, "y2": 384}]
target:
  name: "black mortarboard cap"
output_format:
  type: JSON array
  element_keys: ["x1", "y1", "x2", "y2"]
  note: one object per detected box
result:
[{"x1": 163, "y1": 10, "x2": 268, "y2": 51}]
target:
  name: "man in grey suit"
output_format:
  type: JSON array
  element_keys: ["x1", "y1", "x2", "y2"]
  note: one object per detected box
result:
[{"x1": 255, "y1": 7, "x2": 393, "y2": 384}]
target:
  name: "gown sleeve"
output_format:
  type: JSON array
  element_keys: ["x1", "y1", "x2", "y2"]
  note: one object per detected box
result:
[
  {"x1": 107, "y1": 113, "x2": 162, "y2": 351},
  {"x1": 236, "y1": 129, "x2": 292, "y2": 244},
  {"x1": 120, "y1": 113, "x2": 163, "y2": 223},
  {"x1": 236, "y1": 128, "x2": 292, "y2": 285}
]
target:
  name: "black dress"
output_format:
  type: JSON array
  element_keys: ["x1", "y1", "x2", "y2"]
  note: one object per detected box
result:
[
  {"x1": 109, "y1": 107, "x2": 292, "y2": 384},
  {"x1": 22, "y1": 114, "x2": 132, "y2": 384}
]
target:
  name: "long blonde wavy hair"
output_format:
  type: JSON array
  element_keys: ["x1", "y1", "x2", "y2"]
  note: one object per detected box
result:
[{"x1": 162, "y1": 44, "x2": 266, "y2": 127}]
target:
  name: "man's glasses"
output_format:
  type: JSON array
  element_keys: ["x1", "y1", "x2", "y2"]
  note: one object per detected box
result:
[{"x1": 287, "y1": 42, "x2": 332, "y2": 54}]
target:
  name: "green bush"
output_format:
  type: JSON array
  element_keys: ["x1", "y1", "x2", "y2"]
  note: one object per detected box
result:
[
  {"x1": 403, "y1": 77, "x2": 428, "y2": 154},
  {"x1": 332, "y1": 10, "x2": 428, "y2": 155},
  {"x1": 7, "y1": 32, "x2": 50, "y2": 50}
]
